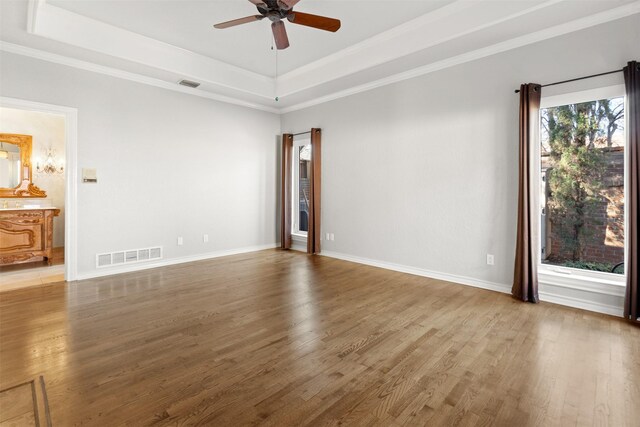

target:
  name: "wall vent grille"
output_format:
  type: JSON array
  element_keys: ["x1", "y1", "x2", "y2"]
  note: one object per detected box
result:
[
  {"x1": 96, "y1": 246, "x2": 163, "y2": 268},
  {"x1": 178, "y1": 79, "x2": 200, "y2": 88},
  {"x1": 97, "y1": 254, "x2": 111, "y2": 267},
  {"x1": 138, "y1": 249, "x2": 150, "y2": 261}
]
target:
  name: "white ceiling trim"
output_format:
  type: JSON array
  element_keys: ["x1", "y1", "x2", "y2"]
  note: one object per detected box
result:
[
  {"x1": 280, "y1": 1, "x2": 640, "y2": 114},
  {"x1": 0, "y1": 41, "x2": 280, "y2": 114},
  {"x1": 26, "y1": 0, "x2": 41, "y2": 33},
  {"x1": 4, "y1": 1, "x2": 639, "y2": 115},
  {"x1": 279, "y1": 0, "x2": 476, "y2": 82},
  {"x1": 28, "y1": 0, "x2": 275, "y2": 101},
  {"x1": 277, "y1": 0, "x2": 566, "y2": 98}
]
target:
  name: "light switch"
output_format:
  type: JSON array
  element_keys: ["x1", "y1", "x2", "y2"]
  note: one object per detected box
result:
[{"x1": 82, "y1": 168, "x2": 97, "y2": 183}]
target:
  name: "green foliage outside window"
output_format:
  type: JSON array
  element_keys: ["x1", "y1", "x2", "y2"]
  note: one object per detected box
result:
[{"x1": 543, "y1": 98, "x2": 624, "y2": 262}]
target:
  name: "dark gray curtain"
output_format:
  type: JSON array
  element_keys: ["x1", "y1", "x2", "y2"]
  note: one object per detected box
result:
[
  {"x1": 512, "y1": 84, "x2": 541, "y2": 303},
  {"x1": 623, "y1": 61, "x2": 639, "y2": 323},
  {"x1": 280, "y1": 134, "x2": 293, "y2": 249}
]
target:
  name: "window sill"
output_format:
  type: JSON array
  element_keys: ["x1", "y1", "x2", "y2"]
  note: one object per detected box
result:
[
  {"x1": 291, "y1": 233, "x2": 307, "y2": 242},
  {"x1": 538, "y1": 266, "x2": 625, "y2": 297}
]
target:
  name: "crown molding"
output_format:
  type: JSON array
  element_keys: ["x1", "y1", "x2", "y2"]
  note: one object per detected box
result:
[
  {"x1": 278, "y1": 0, "x2": 476, "y2": 82},
  {"x1": 0, "y1": 42, "x2": 280, "y2": 114},
  {"x1": 28, "y1": 0, "x2": 275, "y2": 101},
  {"x1": 279, "y1": 1, "x2": 640, "y2": 114},
  {"x1": 277, "y1": 0, "x2": 565, "y2": 98},
  {"x1": 5, "y1": 1, "x2": 639, "y2": 115},
  {"x1": 26, "y1": 0, "x2": 41, "y2": 33}
]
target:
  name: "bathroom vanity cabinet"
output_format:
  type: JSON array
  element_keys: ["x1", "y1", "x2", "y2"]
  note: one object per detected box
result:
[{"x1": 0, "y1": 207, "x2": 60, "y2": 266}]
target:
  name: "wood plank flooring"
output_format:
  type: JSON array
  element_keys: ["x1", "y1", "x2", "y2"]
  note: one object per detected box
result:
[
  {"x1": 0, "y1": 249, "x2": 639, "y2": 426},
  {"x1": 0, "y1": 377, "x2": 52, "y2": 426}
]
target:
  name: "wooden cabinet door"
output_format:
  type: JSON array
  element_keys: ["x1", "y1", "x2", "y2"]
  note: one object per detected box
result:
[{"x1": 0, "y1": 213, "x2": 45, "y2": 253}]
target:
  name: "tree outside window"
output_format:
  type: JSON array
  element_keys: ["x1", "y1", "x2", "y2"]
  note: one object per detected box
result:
[{"x1": 540, "y1": 97, "x2": 625, "y2": 274}]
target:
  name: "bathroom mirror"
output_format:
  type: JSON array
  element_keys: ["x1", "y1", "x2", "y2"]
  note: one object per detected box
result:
[{"x1": 0, "y1": 133, "x2": 46, "y2": 198}]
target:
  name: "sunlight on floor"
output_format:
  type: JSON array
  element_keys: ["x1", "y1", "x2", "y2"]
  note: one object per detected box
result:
[{"x1": 0, "y1": 265, "x2": 65, "y2": 292}]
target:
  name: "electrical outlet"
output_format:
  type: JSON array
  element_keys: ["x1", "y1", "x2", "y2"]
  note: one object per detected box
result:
[
  {"x1": 326, "y1": 233, "x2": 330, "y2": 240},
  {"x1": 203, "y1": 234, "x2": 209, "y2": 243},
  {"x1": 487, "y1": 254, "x2": 494, "y2": 265},
  {"x1": 177, "y1": 237, "x2": 184, "y2": 246},
  {"x1": 330, "y1": 233, "x2": 335, "y2": 241}
]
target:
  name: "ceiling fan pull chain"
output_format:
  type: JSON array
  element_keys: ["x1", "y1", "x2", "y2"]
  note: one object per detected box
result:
[{"x1": 274, "y1": 41, "x2": 279, "y2": 101}]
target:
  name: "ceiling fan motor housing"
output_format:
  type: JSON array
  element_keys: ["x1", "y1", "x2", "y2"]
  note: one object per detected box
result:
[
  {"x1": 265, "y1": 10, "x2": 290, "y2": 22},
  {"x1": 257, "y1": 0, "x2": 292, "y2": 22},
  {"x1": 256, "y1": 0, "x2": 293, "y2": 13}
]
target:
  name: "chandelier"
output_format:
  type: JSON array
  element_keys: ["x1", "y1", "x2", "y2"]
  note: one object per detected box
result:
[{"x1": 36, "y1": 148, "x2": 64, "y2": 175}]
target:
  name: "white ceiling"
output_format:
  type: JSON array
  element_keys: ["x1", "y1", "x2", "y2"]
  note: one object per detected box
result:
[
  {"x1": 1, "y1": 0, "x2": 639, "y2": 113},
  {"x1": 48, "y1": 0, "x2": 454, "y2": 76}
]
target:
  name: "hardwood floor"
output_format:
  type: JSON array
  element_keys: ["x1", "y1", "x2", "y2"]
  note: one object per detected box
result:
[
  {"x1": 0, "y1": 249, "x2": 638, "y2": 426},
  {"x1": 0, "y1": 376, "x2": 51, "y2": 426}
]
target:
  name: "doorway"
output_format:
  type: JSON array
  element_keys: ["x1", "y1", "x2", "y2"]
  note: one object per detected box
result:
[{"x1": 0, "y1": 97, "x2": 78, "y2": 291}]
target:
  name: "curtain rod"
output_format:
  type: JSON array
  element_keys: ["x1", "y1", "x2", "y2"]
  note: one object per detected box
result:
[
  {"x1": 514, "y1": 69, "x2": 623, "y2": 93},
  {"x1": 292, "y1": 129, "x2": 320, "y2": 136}
]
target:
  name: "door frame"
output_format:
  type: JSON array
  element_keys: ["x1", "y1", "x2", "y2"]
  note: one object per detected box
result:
[{"x1": 1, "y1": 96, "x2": 78, "y2": 281}]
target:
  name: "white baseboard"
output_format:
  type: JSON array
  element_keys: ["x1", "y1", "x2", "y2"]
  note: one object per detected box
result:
[
  {"x1": 538, "y1": 269, "x2": 625, "y2": 317},
  {"x1": 74, "y1": 244, "x2": 626, "y2": 318},
  {"x1": 290, "y1": 234, "x2": 307, "y2": 252},
  {"x1": 291, "y1": 242, "x2": 307, "y2": 252},
  {"x1": 320, "y1": 250, "x2": 511, "y2": 294},
  {"x1": 538, "y1": 290, "x2": 624, "y2": 317},
  {"x1": 320, "y1": 250, "x2": 625, "y2": 318},
  {"x1": 75, "y1": 243, "x2": 278, "y2": 281}
]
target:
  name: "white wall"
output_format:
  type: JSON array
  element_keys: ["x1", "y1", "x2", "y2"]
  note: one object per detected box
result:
[
  {"x1": 0, "y1": 107, "x2": 66, "y2": 247},
  {"x1": 281, "y1": 15, "x2": 640, "y2": 313},
  {"x1": 1, "y1": 14, "x2": 638, "y2": 315},
  {"x1": 0, "y1": 53, "x2": 281, "y2": 277}
]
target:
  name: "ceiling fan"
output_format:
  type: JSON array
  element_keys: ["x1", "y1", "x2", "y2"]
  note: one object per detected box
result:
[{"x1": 213, "y1": 0, "x2": 341, "y2": 50}]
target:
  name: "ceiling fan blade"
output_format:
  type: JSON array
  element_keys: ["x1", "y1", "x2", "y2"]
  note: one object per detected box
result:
[
  {"x1": 287, "y1": 12, "x2": 341, "y2": 32},
  {"x1": 247, "y1": 0, "x2": 267, "y2": 7},
  {"x1": 277, "y1": 0, "x2": 300, "y2": 10},
  {"x1": 213, "y1": 15, "x2": 264, "y2": 29},
  {"x1": 271, "y1": 21, "x2": 290, "y2": 50}
]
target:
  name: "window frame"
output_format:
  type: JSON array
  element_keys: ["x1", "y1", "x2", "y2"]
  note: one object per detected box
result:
[
  {"x1": 534, "y1": 84, "x2": 627, "y2": 286},
  {"x1": 292, "y1": 138, "x2": 311, "y2": 239}
]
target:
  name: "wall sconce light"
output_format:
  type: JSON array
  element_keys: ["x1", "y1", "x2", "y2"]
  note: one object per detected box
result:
[{"x1": 36, "y1": 148, "x2": 64, "y2": 175}]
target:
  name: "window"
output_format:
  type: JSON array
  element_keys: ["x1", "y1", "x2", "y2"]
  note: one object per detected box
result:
[
  {"x1": 292, "y1": 139, "x2": 311, "y2": 236},
  {"x1": 539, "y1": 87, "x2": 626, "y2": 277}
]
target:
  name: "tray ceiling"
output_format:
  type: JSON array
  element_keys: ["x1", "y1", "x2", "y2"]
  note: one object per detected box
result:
[
  {"x1": 1, "y1": 0, "x2": 639, "y2": 113},
  {"x1": 48, "y1": 0, "x2": 454, "y2": 76}
]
